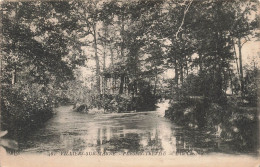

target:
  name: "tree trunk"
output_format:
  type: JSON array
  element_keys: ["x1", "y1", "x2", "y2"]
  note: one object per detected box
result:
[
  {"x1": 102, "y1": 25, "x2": 107, "y2": 95},
  {"x1": 214, "y1": 31, "x2": 224, "y2": 102},
  {"x1": 93, "y1": 24, "x2": 101, "y2": 94},
  {"x1": 114, "y1": 77, "x2": 117, "y2": 94},
  {"x1": 110, "y1": 45, "x2": 114, "y2": 67},
  {"x1": 120, "y1": 14, "x2": 125, "y2": 59},
  {"x1": 109, "y1": 45, "x2": 115, "y2": 94},
  {"x1": 118, "y1": 13, "x2": 125, "y2": 95},
  {"x1": 11, "y1": 65, "x2": 17, "y2": 85},
  {"x1": 186, "y1": 58, "x2": 189, "y2": 76},
  {"x1": 173, "y1": 57, "x2": 179, "y2": 100},
  {"x1": 174, "y1": 58, "x2": 179, "y2": 87},
  {"x1": 199, "y1": 54, "x2": 203, "y2": 73},
  {"x1": 119, "y1": 74, "x2": 125, "y2": 94},
  {"x1": 228, "y1": 69, "x2": 233, "y2": 95},
  {"x1": 124, "y1": 76, "x2": 128, "y2": 95},
  {"x1": 232, "y1": 38, "x2": 240, "y2": 75},
  {"x1": 154, "y1": 72, "x2": 158, "y2": 96},
  {"x1": 180, "y1": 64, "x2": 184, "y2": 85},
  {"x1": 238, "y1": 37, "x2": 244, "y2": 96}
]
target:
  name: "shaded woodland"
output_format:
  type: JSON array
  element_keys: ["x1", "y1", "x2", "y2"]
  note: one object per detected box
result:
[{"x1": 1, "y1": 0, "x2": 259, "y2": 144}]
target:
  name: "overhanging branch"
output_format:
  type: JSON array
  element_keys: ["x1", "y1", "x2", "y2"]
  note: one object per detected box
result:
[{"x1": 175, "y1": 0, "x2": 193, "y2": 40}]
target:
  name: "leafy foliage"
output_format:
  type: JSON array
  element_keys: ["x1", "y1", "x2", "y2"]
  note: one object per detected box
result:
[{"x1": 1, "y1": 1, "x2": 258, "y2": 145}]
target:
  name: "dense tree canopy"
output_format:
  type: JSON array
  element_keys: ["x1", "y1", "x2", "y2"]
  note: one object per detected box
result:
[{"x1": 1, "y1": 0, "x2": 259, "y2": 111}]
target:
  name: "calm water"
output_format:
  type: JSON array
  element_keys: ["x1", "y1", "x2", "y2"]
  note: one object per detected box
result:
[{"x1": 17, "y1": 101, "x2": 258, "y2": 156}]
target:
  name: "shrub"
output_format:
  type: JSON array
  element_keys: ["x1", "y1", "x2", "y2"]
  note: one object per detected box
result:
[
  {"x1": 243, "y1": 68, "x2": 258, "y2": 106},
  {"x1": 1, "y1": 84, "x2": 56, "y2": 138},
  {"x1": 74, "y1": 104, "x2": 89, "y2": 113}
]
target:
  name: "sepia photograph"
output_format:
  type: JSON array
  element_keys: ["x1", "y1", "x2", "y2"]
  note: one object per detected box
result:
[{"x1": 0, "y1": 0, "x2": 259, "y2": 166}]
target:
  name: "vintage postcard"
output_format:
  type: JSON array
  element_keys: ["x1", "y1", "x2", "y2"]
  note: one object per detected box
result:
[{"x1": 0, "y1": 0, "x2": 259, "y2": 166}]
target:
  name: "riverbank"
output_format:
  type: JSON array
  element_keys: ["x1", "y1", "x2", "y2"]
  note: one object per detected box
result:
[
  {"x1": 1, "y1": 85, "x2": 57, "y2": 140},
  {"x1": 165, "y1": 97, "x2": 258, "y2": 153}
]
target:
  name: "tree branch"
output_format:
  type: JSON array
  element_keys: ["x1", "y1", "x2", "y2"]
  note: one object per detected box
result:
[
  {"x1": 175, "y1": 0, "x2": 193, "y2": 40},
  {"x1": 241, "y1": 39, "x2": 248, "y2": 47}
]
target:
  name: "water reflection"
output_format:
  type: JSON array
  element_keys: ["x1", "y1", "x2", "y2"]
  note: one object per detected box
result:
[{"x1": 16, "y1": 104, "x2": 257, "y2": 156}]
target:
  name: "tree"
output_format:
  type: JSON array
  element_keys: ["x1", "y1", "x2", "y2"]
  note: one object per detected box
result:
[
  {"x1": 229, "y1": 0, "x2": 259, "y2": 97},
  {"x1": 1, "y1": 2, "x2": 85, "y2": 87}
]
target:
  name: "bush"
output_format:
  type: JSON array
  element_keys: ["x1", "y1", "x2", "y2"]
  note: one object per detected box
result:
[
  {"x1": 78, "y1": 91, "x2": 157, "y2": 113},
  {"x1": 88, "y1": 94, "x2": 133, "y2": 113},
  {"x1": 73, "y1": 104, "x2": 89, "y2": 113},
  {"x1": 165, "y1": 96, "x2": 258, "y2": 152},
  {"x1": 66, "y1": 80, "x2": 158, "y2": 113},
  {"x1": 243, "y1": 68, "x2": 258, "y2": 106},
  {"x1": 1, "y1": 84, "x2": 56, "y2": 139},
  {"x1": 165, "y1": 97, "x2": 226, "y2": 128},
  {"x1": 135, "y1": 85, "x2": 157, "y2": 111}
]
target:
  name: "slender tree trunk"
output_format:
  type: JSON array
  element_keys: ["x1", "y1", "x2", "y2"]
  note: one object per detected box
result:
[
  {"x1": 214, "y1": 31, "x2": 224, "y2": 102},
  {"x1": 102, "y1": 25, "x2": 107, "y2": 95},
  {"x1": 199, "y1": 54, "x2": 203, "y2": 73},
  {"x1": 11, "y1": 65, "x2": 17, "y2": 85},
  {"x1": 186, "y1": 58, "x2": 189, "y2": 76},
  {"x1": 11, "y1": 4, "x2": 18, "y2": 86},
  {"x1": 93, "y1": 24, "x2": 101, "y2": 95},
  {"x1": 154, "y1": 72, "x2": 158, "y2": 96},
  {"x1": 180, "y1": 63, "x2": 184, "y2": 85},
  {"x1": 118, "y1": 13, "x2": 125, "y2": 95},
  {"x1": 232, "y1": 38, "x2": 240, "y2": 75},
  {"x1": 114, "y1": 77, "x2": 117, "y2": 94},
  {"x1": 119, "y1": 74, "x2": 125, "y2": 94},
  {"x1": 124, "y1": 76, "x2": 128, "y2": 95},
  {"x1": 120, "y1": 14, "x2": 125, "y2": 59},
  {"x1": 135, "y1": 80, "x2": 138, "y2": 95},
  {"x1": 238, "y1": 37, "x2": 244, "y2": 96},
  {"x1": 173, "y1": 57, "x2": 179, "y2": 100},
  {"x1": 110, "y1": 45, "x2": 114, "y2": 94},
  {"x1": 174, "y1": 58, "x2": 179, "y2": 87},
  {"x1": 228, "y1": 69, "x2": 233, "y2": 95},
  {"x1": 110, "y1": 45, "x2": 114, "y2": 67}
]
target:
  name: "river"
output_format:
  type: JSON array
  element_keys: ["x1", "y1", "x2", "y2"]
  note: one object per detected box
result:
[{"x1": 17, "y1": 100, "x2": 258, "y2": 156}]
